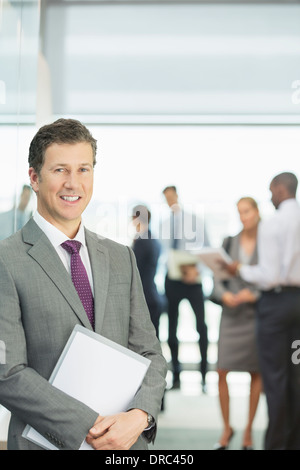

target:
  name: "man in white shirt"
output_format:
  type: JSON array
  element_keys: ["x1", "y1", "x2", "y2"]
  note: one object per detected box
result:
[
  {"x1": 227, "y1": 172, "x2": 300, "y2": 450},
  {"x1": 161, "y1": 186, "x2": 210, "y2": 392}
]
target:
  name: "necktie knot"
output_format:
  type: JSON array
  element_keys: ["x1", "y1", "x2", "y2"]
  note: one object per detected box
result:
[{"x1": 61, "y1": 240, "x2": 82, "y2": 255}]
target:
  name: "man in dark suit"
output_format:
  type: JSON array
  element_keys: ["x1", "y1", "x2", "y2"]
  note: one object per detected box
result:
[{"x1": 132, "y1": 205, "x2": 162, "y2": 337}]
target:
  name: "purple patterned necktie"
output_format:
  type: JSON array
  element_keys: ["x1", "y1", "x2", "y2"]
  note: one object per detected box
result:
[{"x1": 61, "y1": 240, "x2": 95, "y2": 329}]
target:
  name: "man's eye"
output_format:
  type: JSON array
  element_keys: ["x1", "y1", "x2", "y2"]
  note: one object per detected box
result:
[{"x1": 55, "y1": 168, "x2": 65, "y2": 173}]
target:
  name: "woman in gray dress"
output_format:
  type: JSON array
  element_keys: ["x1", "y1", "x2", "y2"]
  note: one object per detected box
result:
[{"x1": 213, "y1": 197, "x2": 262, "y2": 450}]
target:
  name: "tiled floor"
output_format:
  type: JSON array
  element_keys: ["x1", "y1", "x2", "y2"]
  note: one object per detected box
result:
[
  {"x1": 0, "y1": 369, "x2": 268, "y2": 451},
  {"x1": 153, "y1": 370, "x2": 267, "y2": 450},
  {"x1": 0, "y1": 304, "x2": 267, "y2": 451}
]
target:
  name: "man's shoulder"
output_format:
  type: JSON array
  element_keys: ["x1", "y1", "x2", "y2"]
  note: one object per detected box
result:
[
  {"x1": 85, "y1": 230, "x2": 135, "y2": 276},
  {"x1": 0, "y1": 230, "x2": 24, "y2": 265},
  {"x1": 0, "y1": 229, "x2": 23, "y2": 248},
  {"x1": 85, "y1": 229, "x2": 131, "y2": 257},
  {"x1": 134, "y1": 233, "x2": 161, "y2": 253}
]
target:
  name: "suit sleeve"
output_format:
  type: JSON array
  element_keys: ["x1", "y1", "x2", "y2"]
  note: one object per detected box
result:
[
  {"x1": 125, "y1": 247, "x2": 167, "y2": 443},
  {"x1": 0, "y1": 255, "x2": 98, "y2": 450}
]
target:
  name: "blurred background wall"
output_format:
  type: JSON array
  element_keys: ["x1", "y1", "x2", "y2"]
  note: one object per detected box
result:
[{"x1": 1, "y1": 0, "x2": 300, "y2": 363}]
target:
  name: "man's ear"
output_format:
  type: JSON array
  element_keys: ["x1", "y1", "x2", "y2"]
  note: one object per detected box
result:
[{"x1": 28, "y1": 167, "x2": 39, "y2": 193}]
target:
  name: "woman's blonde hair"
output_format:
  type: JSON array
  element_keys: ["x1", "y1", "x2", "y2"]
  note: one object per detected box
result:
[{"x1": 237, "y1": 196, "x2": 259, "y2": 210}]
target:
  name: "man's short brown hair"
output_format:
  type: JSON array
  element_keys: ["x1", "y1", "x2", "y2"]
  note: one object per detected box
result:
[{"x1": 28, "y1": 118, "x2": 97, "y2": 175}]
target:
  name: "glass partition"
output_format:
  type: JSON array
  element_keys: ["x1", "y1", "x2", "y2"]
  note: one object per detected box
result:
[{"x1": 0, "y1": 0, "x2": 40, "y2": 240}]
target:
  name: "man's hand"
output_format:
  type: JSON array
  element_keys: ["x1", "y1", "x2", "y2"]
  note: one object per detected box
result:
[
  {"x1": 85, "y1": 409, "x2": 148, "y2": 450},
  {"x1": 180, "y1": 264, "x2": 199, "y2": 284},
  {"x1": 224, "y1": 261, "x2": 241, "y2": 276}
]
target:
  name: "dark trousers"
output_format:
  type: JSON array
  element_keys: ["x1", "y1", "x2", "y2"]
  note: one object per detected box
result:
[
  {"x1": 257, "y1": 291, "x2": 300, "y2": 450},
  {"x1": 165, "y1": 276, "x2": 208, "y2": 380}
]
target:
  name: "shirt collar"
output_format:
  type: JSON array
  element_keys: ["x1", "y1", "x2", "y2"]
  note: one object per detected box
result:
[
  {"x1": 33, "y1": 211, "x2": 86, "y2": 248},
  {"x1": 278, "y1": 198, "x2": 298, "y2": 211}
]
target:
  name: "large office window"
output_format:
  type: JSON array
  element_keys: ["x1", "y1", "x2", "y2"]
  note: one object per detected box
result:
[
  {"x1": 41, "y1": 1, "x2": 300, "y2": 124},
  {"x1": 1, "y1": 1, "x2": 300, "y2": 365}
]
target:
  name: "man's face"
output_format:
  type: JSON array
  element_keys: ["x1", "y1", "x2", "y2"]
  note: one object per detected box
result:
[
  {"x1": 270, "y1": 182, "x2": 281, "y2": 209},
  {"x1": 29, "y1": 142, "x2": 94, "y2": 236},
  {"x1": 164, "y1": 189, "x2": 178, "y2": 209}
]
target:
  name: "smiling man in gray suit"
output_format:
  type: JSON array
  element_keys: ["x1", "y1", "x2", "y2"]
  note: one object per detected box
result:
[{"x1": 0, "y1": 119, "x2": 167, "y2": 451}]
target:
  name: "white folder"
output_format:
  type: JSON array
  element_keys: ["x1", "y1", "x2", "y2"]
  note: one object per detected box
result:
[
  {"x1": 167, "y1": 249, "x2": 201, "y2": 281},
  {"x1": 22, "y1": 325, "x2": 151, "y2": 450},
  {"x1": 194, "y1": 247, "x2": 233, "y2": 280}
]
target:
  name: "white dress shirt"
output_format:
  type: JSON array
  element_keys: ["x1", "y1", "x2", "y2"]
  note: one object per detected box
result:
[
  {"x1": 160, "y1": 208, "x2": 210, "y2": 252},
  {"x1": 33, "y1": 211, "x2": 94, "y2": 294},
  {"x1": 240, "y1": 198, "x2": 300, "y2": 290},
  {"x1": 159, "y1": 208, "x2": 210, "y2": 283}
]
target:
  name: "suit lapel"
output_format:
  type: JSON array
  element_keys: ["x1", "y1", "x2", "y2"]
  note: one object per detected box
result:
[
  {"x1": 22, "y1": 219, "x2": 94, "y2": 330},
  {"x1": 85, "y1": 230, "x2": 109, "y2": 334}
]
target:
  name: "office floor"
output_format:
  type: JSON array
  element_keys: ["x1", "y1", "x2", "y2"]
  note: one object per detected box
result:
[
  {"x1": 0, "y1": 369, "x2": 267, "y2": 451},
  {"x1": 153, "y1": 370, "x2": 267, "y2": 451},
  {"x1": 0, "y1": 307, "x2": 267, "y2": 451}
]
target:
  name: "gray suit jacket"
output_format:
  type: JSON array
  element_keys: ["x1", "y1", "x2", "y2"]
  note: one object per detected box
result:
[{"x1": 0, "y1": 219, "x2": 167, "y2": 450}]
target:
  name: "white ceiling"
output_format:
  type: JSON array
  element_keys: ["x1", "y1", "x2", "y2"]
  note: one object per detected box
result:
[{"x1": 41, "y1": 2, "x2": 300, "y2": 123}]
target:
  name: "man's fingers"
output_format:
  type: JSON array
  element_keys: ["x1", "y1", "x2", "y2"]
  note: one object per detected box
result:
[{"x1": 88, "y1": 415, "x2": 115, "y2": 438}]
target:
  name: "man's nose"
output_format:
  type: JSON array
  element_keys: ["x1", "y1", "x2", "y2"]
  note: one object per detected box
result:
[{"x1": 64, "y1": 171, "x2": 80, "y2": 189}]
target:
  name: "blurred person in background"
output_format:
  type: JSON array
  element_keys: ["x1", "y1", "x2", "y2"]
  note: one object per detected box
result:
[
  {"x1": 0, "y1": 185, "x2": 32, "y2": 240},
  {"x1": 211, "y1": 197, "x2": 262, "y2": 450},
  {"x1": 161, "y1": 186, "x2": 210, "y2": 392},
  {"x1": 226, "y1": 172, "x2": 300, "y2": 450},
  {"x1": 131, "y1": 204, "x2": 162, "y2": 337}
]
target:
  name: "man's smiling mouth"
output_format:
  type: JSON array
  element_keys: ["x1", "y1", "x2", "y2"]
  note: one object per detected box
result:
[{"x1": 60, "y1": 196, "x2": 81, "y2": 202}]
